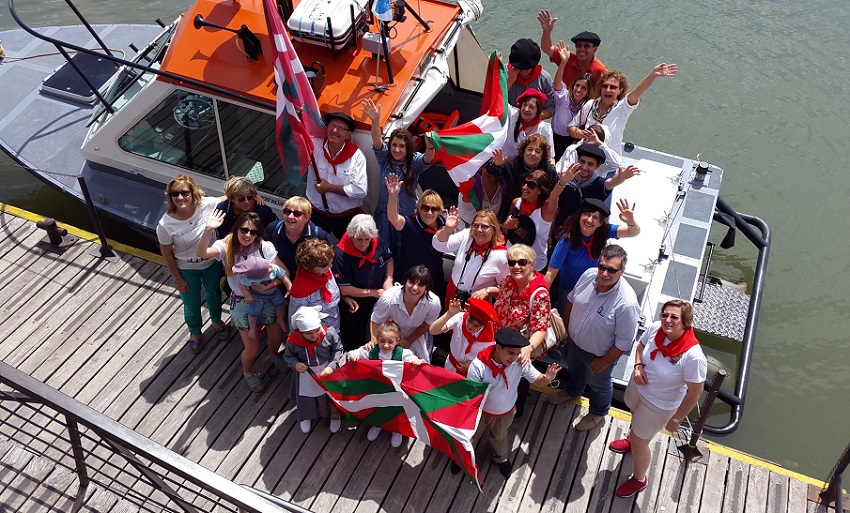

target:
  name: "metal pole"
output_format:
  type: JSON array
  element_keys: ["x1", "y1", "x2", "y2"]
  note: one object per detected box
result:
[
  {"x1": 76, "y1": 174, "x2": 117, "y2": 259},
  {"x1": 678, "y1": 369, "x2": 727, "y2": 460},
  {"x1": 66, "y1": 416, "x2": 90, "y2": 489}
]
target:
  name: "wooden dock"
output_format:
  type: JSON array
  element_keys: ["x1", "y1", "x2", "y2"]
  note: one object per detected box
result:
[{"x1": 0, "y1": 207, "x2": 839, "y2": 513}]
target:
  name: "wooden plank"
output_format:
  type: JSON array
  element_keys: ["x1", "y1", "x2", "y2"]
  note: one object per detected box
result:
[
  {"x1": 745, "y1": 464, "x2": 769, "y2": 512},
  {"x1": 539, "y1": 404, "x2": 584, "y2": 513},
  {"x1": 700, "y1": 449, "x2": 728, "y2": 513},
  {"x1": 350, "y1": 430, "x2": 426, "y2": 513},
  {"x1": 17, "y1": 466, "x2": 79, "y2": 513},
  {"x1": 788, "y1": 476, "x2": 808, "y2": 513},
  {"x1": 644, "y1": 437, "x2": 685, "y2": 513},
  {"x1": 722, "y1": 458, "x2": 750, "y2": 513},
  {"x1": 377, "y1": 439, "x2": 432, "y2": 512},
  {"x1": 676, "y1": 450, "x2": 709, "y2": 512},
  {"x1": 400, "y1": 440, "x2": 449, "y2": 513},
  {"x1": 290, "y1": 417, "x2": 358, "y2": 510},
  {"x1": 0, "y1": 451, "x2": 54, "y2": 511},
  {"x1": 584, "y1": 416, "x2": 630, "y2": 513},
  {"x1": 766, "y1": 471, "x2": 789, "y2": 513},
  {"x1": 272, "y1": 415, "x2": 336, "y2": 502},
  {"x1": 563, "y1": 407, "x2": 613, "y2": 513}
]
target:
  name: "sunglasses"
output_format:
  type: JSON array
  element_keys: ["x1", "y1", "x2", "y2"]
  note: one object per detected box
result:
[
  {"x1": 522, "y1": 180, "x2": 540, "y2": 190},
  {"x1": 169, "y1": 190, "x2": 192, "y2": 198},
  {"x1": 235, "y1": 195, "x2": 255, "y2": 202},
  {"x1": 238, "y1": 227, "x2": 260, "y2": 236},
  {"x1": 507, "y1": 259, "x2": 530, "y2": 267},
  {"x1": 600, "y1": 83, "x2": 621, "y2": 91},
  {"x1": 598, "y1": 263, "x2": 622, "y2": 274},
  {"x1": 574, "y1": 42, "x2": 594, "y2": 49},
  {"x1": 660, "y1": 313, "x2": 681, "y2": 320},
  {"x1": 420, "y1": 205, "x2": 442, "y2": 214},
  {"x1": 283, "y1": 208, "x2": 304, "y2": 218}
]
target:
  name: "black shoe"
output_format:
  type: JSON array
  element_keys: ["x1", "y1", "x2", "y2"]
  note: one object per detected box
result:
[
  {"x1": 497, "y1": 459, "x2": 512, "y2": 478},
  {"x1": 450, "y1": 462, "x2": 461, "y2": 475}
]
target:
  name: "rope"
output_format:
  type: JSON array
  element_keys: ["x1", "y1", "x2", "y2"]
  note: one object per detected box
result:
[{"x1": 0, "y1": 47, "x2": 127, "y2": 62}]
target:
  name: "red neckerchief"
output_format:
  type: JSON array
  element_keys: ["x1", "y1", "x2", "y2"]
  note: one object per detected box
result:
[
  {"x1": 518, "y1": 198, "x2": 543, "y2": 217},
  {"x1": 515, "y1": 65, "x2": 543, "y2": 86},
  {"x1": 477, "y1": 345, "x2": 509, "y2": 388},
  {"x1": 651, "y1": 326, "x2": 700, "y2": 361},
  {"x1": 519, "y1": 117, "x2": 543, "y2": 132},
  {"x1": 323, "y1": 139, "x2": 359, "y2": 175},
  {"x1": 581, "y1": 233, "x2": 595, "y2": 260},
  {"x1": 413, "y1": 212, "x2": 443, "y2": 235},
  {"x1": 290, "y1": 267, "x2": 332, "y2": 301},
  {"x1": 513, "y1": 271, "x2": 549, "y2": 303},
  {"x1": 337, "y1": 233, "x2": 377, "y2": 267},
  {"x1": 287, "y1": 327, "x2": 326, "y2": 360},
  {"x1": 461, "y1": 313, "x2": 495, "y2": 354}
]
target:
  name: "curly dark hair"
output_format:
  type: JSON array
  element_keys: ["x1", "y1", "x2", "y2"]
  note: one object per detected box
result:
[
  {"x1": 388, "y1": 129, "x2": 418, "y2": 197},
  {"x1": 517, "y1": 133, "x2": 551, "y2": 170},
  {"x1": 562, "y1": 206, "x2": 610, "y2": 259}
]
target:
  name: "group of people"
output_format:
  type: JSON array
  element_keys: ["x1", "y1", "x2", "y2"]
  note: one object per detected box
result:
[{"x1": 155, "y1": 11, "x2": 705, "y2": 498}]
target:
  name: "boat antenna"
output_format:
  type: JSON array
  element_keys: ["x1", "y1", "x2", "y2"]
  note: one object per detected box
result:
[{"x1": 193, "y1": 14, "x2": 264, "y2": 61}]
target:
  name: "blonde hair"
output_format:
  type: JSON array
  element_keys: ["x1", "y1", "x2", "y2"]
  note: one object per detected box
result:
[
  {"x1": 472, "y1": 210, "x2": 503, "y2": 247},
  {"x1": 165, "y1": 175, "x2": 204, "y2": 213},
  {"x1": 416, "y1": 189, "x2": 444, "y2": 211},
  {"x1": 376, "y1": 320, "x2": 403, "y2": 342},
  {"x1": 284, "y1": 196, "x2": 312, "y2": 217},
  {"x1": 506, "y1": 243, "x2": 535, "y2": 263},
  {"x1": 223, "y1": 176, "x2": 258, "y2": 199}
]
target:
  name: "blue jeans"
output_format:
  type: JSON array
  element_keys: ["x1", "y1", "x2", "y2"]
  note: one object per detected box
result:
[{"x1": 563, "y1": 340, "x2": 615, "y2": 416}]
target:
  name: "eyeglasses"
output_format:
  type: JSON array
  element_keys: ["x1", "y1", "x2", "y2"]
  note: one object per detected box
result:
[
  {"x1": 235, "y1": 195, "x2": 255, "y2": 203},
  {"x1": 328, "y1": 123, "x2": 351, "y2": 133},
  {"x1": 522, "y1": 180, "x2": 540, "y2": 190},
  {"x1": 574, "y1": 42, "x2": 594, "y2": 49},
  {"x1": 600, "y1": 83, "x2": 621, "y2": 91},
  {"x1": 238, "y1": 227, "x2": 260, "y2": 236},
  {"x1": 283, "y1": 208, "x2": 304, "y2": 218},
  {"x1": 598, "y1": 263, "x2": 622, "y2": 274},
  {"x1": 660, "y1": 313, "x2": 681, "y2": 320},
  {"x1": 420, "y1": 205, "x2": 442, "y2": 214},
  {"x1": 169, "y1": 190, "x2": 192, "y2": 198},
  {"x1": 507, "y1": 259, "x2": 530, "y2": 267},
  {"x1": 471, "y1": 223, "x2": 493, "y2": 231}
]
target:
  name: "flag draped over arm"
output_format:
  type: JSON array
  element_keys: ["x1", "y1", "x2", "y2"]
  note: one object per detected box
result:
[
  {"x1": 263, "y1": 0, "x2": 326, "y2": 187},
  {"x1": 426, "y1": 52, "x2": 509, "y2": 192},
  {"x1": 312, "y1": 360, "x2": 490, "y2": 490}
]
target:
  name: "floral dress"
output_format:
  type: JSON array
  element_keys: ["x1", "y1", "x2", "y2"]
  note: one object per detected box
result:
[{"x1": 493, "y1": 273, "x2": 551, "y2": 336}]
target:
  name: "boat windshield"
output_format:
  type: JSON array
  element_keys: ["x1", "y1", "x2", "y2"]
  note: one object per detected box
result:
[{"x1": 118, "y1": 89, "x2": 305, "y2": 199}]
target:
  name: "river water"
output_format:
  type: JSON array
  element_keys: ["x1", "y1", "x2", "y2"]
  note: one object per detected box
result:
[{"x1": 1, "y1": 0, "x2": 846, "y2": 480}]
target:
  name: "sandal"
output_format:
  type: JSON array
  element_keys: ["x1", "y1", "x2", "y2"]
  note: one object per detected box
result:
[
  {"x1": 188, "y1": 339, "x2": 202, "y2": 354},
  {"x1": 243, "y1": 374, "x2": 264, "y2": 393},
  {"x1": 214, "y1": 324, "x2": 231, "y2": 341},
  {"x1": 272, "y1": 355, "x2": 290, "y2": 374}
]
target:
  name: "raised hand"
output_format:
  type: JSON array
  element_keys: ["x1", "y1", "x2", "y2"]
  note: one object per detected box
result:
[
  {"x1": 556, "y1": 39, "x2": 569, "y2": 61},
  {"x1": 545, "y1": 363, "x2": 561, "y2": 381},
  {"x1": 444, "y1": 206, "x2": 459, "y2": 232},
  {"x1": 652, "y1": 63, "x2": 679, "y2": 78},
  {"x1": 206, "y1": 209, "x2": 226, "y2": 229},
  {"x1": 385, "y1": 173, "x2": 403, "y2": 196},
  {"x1": 617, "y1": 198, "x2": 636, "y2": 225},
  {"x1": 583, "y1": 128, "x2": 603, "y2": 147},
  {"x1": 537, "y1": 9, "x2": 557, "y2": 32},
  {"x1": 557, "y1": 162, "x2": 580, "y2": 184},
  {"x1": 617, "y1": 165, "x2": 641, "y2": 181},
  {"x1": 491, "y1": 148, "x2": 507, "y2": 166},
  {"x1": 362, "y1": 99, "x2": 381, "y2": 122},
  {"x1": 447, "y1": 297, "x2": 463, "y2": 316}
]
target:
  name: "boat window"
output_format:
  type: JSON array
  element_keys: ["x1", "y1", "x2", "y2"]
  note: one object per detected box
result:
[
  {"x1": 118, "y1": 90, "x2": 225, "y2": 178},
  {"x1": 217, "y1": 101, "x2": 306, "y2": 198}
]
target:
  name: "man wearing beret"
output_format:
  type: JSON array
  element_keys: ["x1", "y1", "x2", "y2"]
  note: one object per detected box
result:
[
  {"x1": 462, "y1": 328, "x2": 560, "y2": 477},
  {"x1": 507, "y1": 38, "x2": 555, "y2": 119},
  {"x1": 308, "y1": 112, "x2": 368, "y2": 239},
  {"x1": 552, "y1": 143, "x2": 640, "y2": 231},
  {"x1": 538, "y1": 9, "x2": 607, "y2": 85}
]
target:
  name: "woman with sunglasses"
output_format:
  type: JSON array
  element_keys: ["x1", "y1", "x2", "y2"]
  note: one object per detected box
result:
[
  {"x1": 552, "y1": 40, "x2": 596, "y2": 160},
  {"x1": 157, "y1": 175, "x2": 230, "y2": 354},
  {"x1": 490, "y1": 244, "x2": 551, "y2": 418},
  {"x1": 433, "y1": 208, "x2": 509, "y2": 305},
  {"x1": 213, "y1": 176, "x2": 277, "y2": 240},
  {"x1": 265, "y1": 196, "x2": 332, "y2": 279},
  {"x1": 545, "y1": 197, "x2": 639, "y2": 311},
  {"x1": 197, "y1": 211, "x2": 287, "y2": 393},
  {"x1": 386, "y1": 174, "x2": 447, "y2": 301},
  {"x1": 487, "y1": 134, "x2": 557, "y2": 204},
  {"x1": 363, "y1": 99, "x2": 434, "y2": 248},
  {"x1": 610, "y1": 300, "x2": 707, "y2": 498}
]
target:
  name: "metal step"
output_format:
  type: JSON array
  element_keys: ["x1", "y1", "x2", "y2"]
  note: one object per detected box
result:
[{"x1": 693, "y1": 279, "x2": 750, "y2": 342}]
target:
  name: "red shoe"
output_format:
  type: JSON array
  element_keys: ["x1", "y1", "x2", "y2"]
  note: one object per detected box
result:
[
  {"x1": 609, "y1": 436, "x2": 631, "y2": 454},
  {"x1": 616, "y1": 476, "x2": 647, "y2": 498}
]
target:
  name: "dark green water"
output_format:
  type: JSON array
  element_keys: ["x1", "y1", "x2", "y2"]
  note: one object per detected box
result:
[{"x1": 2, "y1": 0, "x2": 847, "y2": 479}]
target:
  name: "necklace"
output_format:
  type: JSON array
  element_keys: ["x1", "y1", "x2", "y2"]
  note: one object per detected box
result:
[{"x1": 591, "y1": 99, "x2": 615, "y2": 123}]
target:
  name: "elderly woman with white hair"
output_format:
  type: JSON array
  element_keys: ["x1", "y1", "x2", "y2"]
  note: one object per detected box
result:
[{"x1": 333, "y1": 214, "x2": 395, "y2": 348}]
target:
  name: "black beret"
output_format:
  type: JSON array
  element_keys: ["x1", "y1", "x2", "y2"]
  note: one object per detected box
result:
[
  {"x1": 580, "y1": 198, "x2": 610, "y2": 218},
  {"x1": 509, "y1": 38, "x2": 541, "y2": 70},
  {"x1": 494, "y1": 328, "x2": 530, "y2": 348},
  {"x1": 324, "y1": 112, "x2": 356, "y2": 132},
  {"x1": 575, "y1": 143, "x2": 606, "y2": 165},
  {"x1": 571, "y1": 31, "x2": 601, "y2": 46}
]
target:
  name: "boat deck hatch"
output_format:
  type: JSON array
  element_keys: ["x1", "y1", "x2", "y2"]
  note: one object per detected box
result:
[
  {"x1": 41, "y1": 52, "x2": 119, "y2": 104},
  {"x1": 693, "y1": 280, "x2": 750, "y2": 342}
]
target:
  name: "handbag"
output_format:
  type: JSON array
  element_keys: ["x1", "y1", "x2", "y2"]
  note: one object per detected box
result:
[{"x1": 519, "y1": 286, "x2": 568, "y2": 358}]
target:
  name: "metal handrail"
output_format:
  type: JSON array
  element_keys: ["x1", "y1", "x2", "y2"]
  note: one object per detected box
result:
[
  {"x1": 702, "y1": 199, "x2": 771, "y2": 436},
  {"x1": 820, "y1": 441, "x2": 849, "y2": 510},
  {"x1": 0, "y1": 361, "x2": 302, "y2": 513}
]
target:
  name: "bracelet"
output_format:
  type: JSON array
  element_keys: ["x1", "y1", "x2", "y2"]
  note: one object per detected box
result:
[
  {"x1": 365, "y1": 289, "x2": 371, "y2": 297},
  {"x1": 556, "y1": 181, "x2": 568, "y2": 187},
  {"x1": 634, "y1": 362, "x2": 645, "y2": 368},
  {"x1": 628, "y1": 223, "x2": 636, "y2": 227},
  {"x1": 672, "y1": 417, "x2": 681, "y2": 424}
]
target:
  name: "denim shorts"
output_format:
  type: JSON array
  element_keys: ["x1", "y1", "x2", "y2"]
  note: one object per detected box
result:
[{"x1": 230, "y1": 294, "x2": 277, "y2": 330}]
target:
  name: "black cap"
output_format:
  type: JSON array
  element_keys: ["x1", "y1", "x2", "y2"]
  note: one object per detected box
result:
[
  {"x1": 571, "y1": 31, "x2": 601, "y2": 46},
  {"x1": 575, "y1": 143, "x2": 606, "y2": 165},
  {"x1": 509, "y1": 38, "x2": 541, "y2": 70},
  {"x1": 580, "y1": 198, "x2": 610, "y2": 218},
  {"x1": 324, "y1": 112, "x2": 356, "y2": 132},
  {"x1": 494, "y1": 328, "x2": 530, "y2": 348}
]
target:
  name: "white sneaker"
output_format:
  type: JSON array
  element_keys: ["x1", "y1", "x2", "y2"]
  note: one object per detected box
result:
[
  {"x1": 367, "y1": 426, "x2": 382, "y2": 441},
  {"x1": 390, "y1": 433, "x2": 403, "y2": 448},
  {"x1": 300, "y1": 420, "x2": 312, "y2": 434},
  {"x1": 329, "y1": 417, "x2": 341, "y2": 433}
]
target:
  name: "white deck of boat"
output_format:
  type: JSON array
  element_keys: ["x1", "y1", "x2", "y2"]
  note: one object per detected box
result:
[{"x1": 0, "y1": 209, "x2": 838, "y2": 513}]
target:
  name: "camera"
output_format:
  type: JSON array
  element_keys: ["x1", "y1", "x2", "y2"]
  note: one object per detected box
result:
[{"x1": 454, "y1": 289, "x2": 472, "y2": 307}]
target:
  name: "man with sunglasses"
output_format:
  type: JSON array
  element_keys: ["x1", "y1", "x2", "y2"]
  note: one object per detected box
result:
[
  {"x1": 308, "y1": 112, "x2": 368, "y2": 239},
  {"x1": 538, "y1": 10, "x2": 607, "y2": 85},
  {"x1": 550, "y1": 244, "x2": 639, "y2": 432}
]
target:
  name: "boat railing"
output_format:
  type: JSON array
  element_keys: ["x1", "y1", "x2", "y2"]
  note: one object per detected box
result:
[
  {"x1": 700, "y1": 199, "x2": 771, "y2": 436},
  {"x1": 0, "y1": 361, "x2": 307, "y2": 513},
  {"x1": 7, "y1": 0, "x2": 276, "y2": 114},
  {"x1": 820, "y1": 441, "x2": 849, "y2": 512}
]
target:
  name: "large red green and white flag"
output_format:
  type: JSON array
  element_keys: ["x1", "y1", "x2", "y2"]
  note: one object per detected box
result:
[
  {"x1": 264, "y1": 0, "x2": 326, "y2": 187},
  {"x1": 427, "y1": 52, "x2": 509, "y2": 192},
  {"x1": 312, "y1": 360, "x2": 490, "y2": 489}
]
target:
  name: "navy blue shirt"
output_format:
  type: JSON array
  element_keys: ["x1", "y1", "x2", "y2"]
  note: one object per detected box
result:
[
  {"x1": 394, "y1": 214, "x2": 445, "y2": 283},
  {"x1": 333, "y1": 240, "x2": 393, "y2": 289},
  {"x1": 266, "y1": 220, "x2": 331, "y2": 276},
  {"x1": 215, "y1": 200, "x2": 278, "y2": 240}
]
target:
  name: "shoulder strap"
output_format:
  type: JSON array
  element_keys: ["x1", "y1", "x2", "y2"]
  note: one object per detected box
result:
[
  {"x1": 368, "y1": 345, "x2": 380, "y2": 360},
  {"x1": 392, "y1": 346, "x2": 404, "y2": 361},
  {"x1": 527, "y1": 286, "x2": 548, "y2": 313}
]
